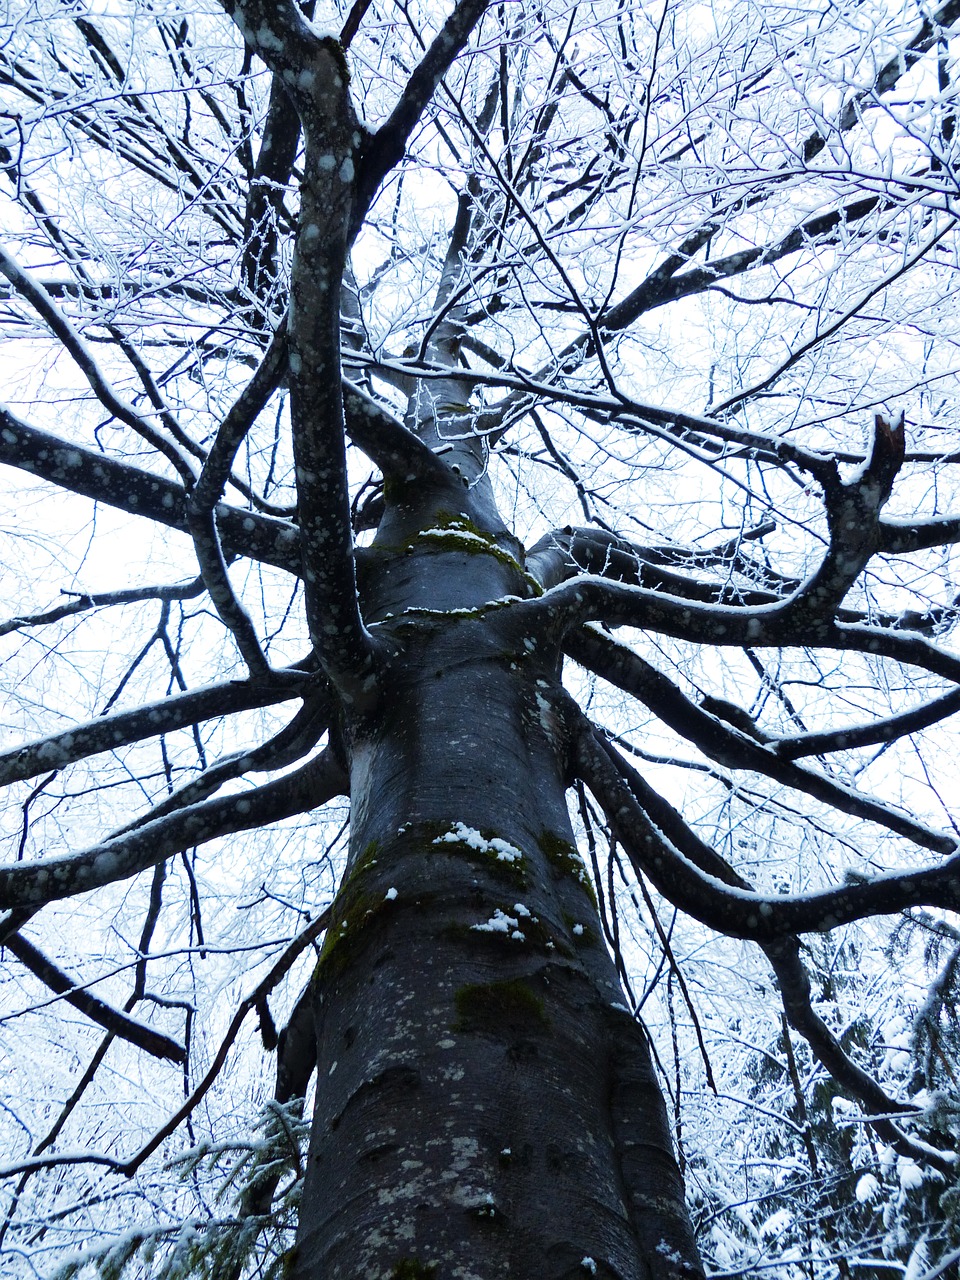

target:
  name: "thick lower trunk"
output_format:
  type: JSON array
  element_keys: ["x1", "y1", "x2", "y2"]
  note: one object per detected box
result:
[{"x1": 291, "y1": 533, "x2": 704, "y2": 1279}]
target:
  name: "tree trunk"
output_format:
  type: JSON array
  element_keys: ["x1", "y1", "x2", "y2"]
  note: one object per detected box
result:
[{"x1": 290, "y1": 482, "x2": 705, "y2": 1280}]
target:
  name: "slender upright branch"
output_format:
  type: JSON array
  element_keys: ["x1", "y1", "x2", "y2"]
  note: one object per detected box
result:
[
  {"x1": 353, "y1": 0, "x2": 496, "y2": 233},
  {"x1": 218, "y1": 0, "x2": 379, "y2": 698}
]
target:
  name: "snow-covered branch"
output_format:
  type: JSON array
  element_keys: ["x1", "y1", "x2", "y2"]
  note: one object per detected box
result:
[
  {"x1": 0, "y1": 407, "x2": 301, "y2": 573},
  {"x1": 352, "y1": 0, "x2": 496, "y2": 234},
  {"x1": 0, "y1": 750, "x2": 346, "y2": 910},
  {"x1": 574, "y1": 726, "x2": 960, "y2": 941},
  {"x1": 0, "y1": 673, "x2": 312, "y2": 788},
  {"x1": 3, "y1": 932, "x2": 186, "y2": 1064}
]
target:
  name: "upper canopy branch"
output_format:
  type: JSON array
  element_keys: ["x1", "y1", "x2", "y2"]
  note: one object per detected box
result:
[
  {"x1": 216, "y1": 0, "x2": 501, "y2": 699},
  {"x1": 777, "y1": 412, "x2": 906, "y2": 627},
  {"x1": 0, "y1": 244, "x2": 197, "y2": 486},
  {"x1": 594, "y1": 0, "x2": 960, "y2": 340},
  {"x1": 239, "y1": 73, "x2": 302, "y2": 315},
  {"x1": 801, "y1": 0, "x2": 960, "y2": 164},
  {"x1": 352, "y1": 0, "x2": 496, "y2": 237},
  {"x1": 214, "y1": 0, "x2": 325, "y2": 80},
  {"x1": 710, "y1": 213, "x2": 957, "y2": 415}
]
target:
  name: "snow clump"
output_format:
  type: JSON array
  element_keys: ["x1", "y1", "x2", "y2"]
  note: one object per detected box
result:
[
  {"x1": 898, "y1": 1157, "x2": 924, "y2": 1190},
  {"x1": 471, "y1": 909, "x2": 525, "y2": 940},
  {"x1": 855, "y1": 1173, "x2": 881, "y2": 1203},
  {"x1": 434, "y1": 822, "x2": 523, "y2": 863},
  {"x1": 759, "y1": 1208, "x2": 792, "y2": 1238}
]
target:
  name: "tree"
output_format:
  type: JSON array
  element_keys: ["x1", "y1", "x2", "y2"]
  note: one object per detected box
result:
[{"x1": 2, "y1": 0, "x2": 960, "y2": 1275}]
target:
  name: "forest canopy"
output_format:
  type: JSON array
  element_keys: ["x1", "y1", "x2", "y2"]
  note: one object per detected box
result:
[{"x1": 2, "y1": 0, "x2": 960, "y2": 1276}]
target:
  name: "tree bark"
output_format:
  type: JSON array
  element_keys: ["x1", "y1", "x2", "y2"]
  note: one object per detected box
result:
[{"x1": 291, "y1": 489, "x2": 704, "y2": 1279}]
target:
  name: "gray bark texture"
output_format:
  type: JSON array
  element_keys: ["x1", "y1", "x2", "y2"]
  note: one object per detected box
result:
[{"x1": 292, "y1": 482, "x2": 704, "y2": 1279}]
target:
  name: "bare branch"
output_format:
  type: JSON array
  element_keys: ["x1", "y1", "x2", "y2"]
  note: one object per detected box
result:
[
  {"x1": 0, "y1": 904, "x2": 330, "y2": 1182},
  {"x1": 0, "y1": 749, "x2": 346, "y2": 911},
  {"x1": 565, "y1": 626, "x2": 954, "y2": 852},
  {"x1": 215, "y1": 0, "x2": 382, "y2": 696},
  {"x1": 343, "y1": 381, "x2": 451, "y2": 483},
  {"x1": 361, "y1": 352, "x2": 840, "y2": 482},
  {"x1": 879, "y1": 513, "x2": 960, "y2": 556},
  {"x1": 712, "y1": 221, "x2": 957, "y2": 416},
  {"x1": 190, "y1": 321, "x2": 288, "y2": 514},
  {"x1": 773, "y1": 687, "x2": 960, "y2": 759},
  {"x1": 574, "y1": 726, "x2": 960, "y2": 942},
  {"x1": 800, "y1": 0, "x2": 960, "y2": 164},
  {"x1": 577, "y1": 725, "x2": 954, "y2": 1172},
  {"x1": 0, "y1": 244, "x2": 196, "y2": 484},
  {"x1": 184, "y1": 503, "x2": 271, "y2": 675},
  {"x1": 576, "y1": 730, "x2": 959, "y2": 1168},
  {"x1": 115, "y1": 902, "x2": 330, "y2": 1177},
  {"x1": 240, "y1": 81, "x2": 300, "y2": 314},
  {"x1": 0, "y1": 908, "x2": 35, "y2": 949},
  {"x1": 765, "y1": 938, "x2": 954, "y2": 1174},
  {"x1": 0, "y1": 406, "x2": 300, "y2": 573},
  {"x1": 0, "y1": 674, "x2": 310, "y2": 788},
  {"x1": 115, "y1": 696, "x2": 331, "y2": 833},
  {"x1": 0, "y1": 578, "x2": 204, "y2": 639},
  {"x1": 526, "y1": 525, "x2": 785, "y2": 603},
  {"x1": 354, "y1": 0, "x2": 496, "y2": 233},
  {"x1": 3, "y1": 933, "x2": 185, "y2": 1064}
]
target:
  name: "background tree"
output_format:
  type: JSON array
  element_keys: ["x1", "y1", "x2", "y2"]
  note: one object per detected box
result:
[{"x1": 2, "y1": 0, "x2": 960, "y2": 1276}]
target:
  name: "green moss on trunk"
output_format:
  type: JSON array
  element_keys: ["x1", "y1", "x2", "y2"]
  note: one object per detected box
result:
[{"x1": 454, "y1": 976, "x2": 549, "y2": 1034}]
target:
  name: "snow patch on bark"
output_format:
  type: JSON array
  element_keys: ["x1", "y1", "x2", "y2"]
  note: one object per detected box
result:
[
  {"x1": 433, "y1": 822, "x2": 522, "y2": 863},
  {"x1": 471, "y1": 909, "x2": 525, "y2": 940}
]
